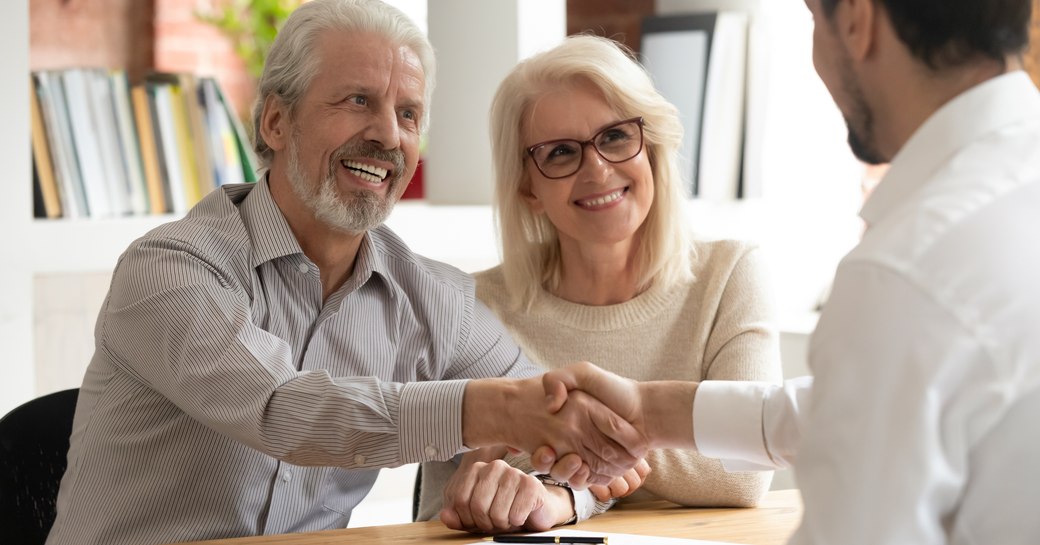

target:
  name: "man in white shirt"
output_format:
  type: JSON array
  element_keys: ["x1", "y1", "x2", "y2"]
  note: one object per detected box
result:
[{"x1": 538, "y1": 0, "x2": 1040, "y2": 543}]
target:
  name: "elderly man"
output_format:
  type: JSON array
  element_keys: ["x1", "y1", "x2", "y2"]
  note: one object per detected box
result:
[
  {"x1": 45, "y1": 2, "x2": 645, "y2": 544},
  {"x1": 542, "y1": 0, "x2": 1040, "y2": 543}
]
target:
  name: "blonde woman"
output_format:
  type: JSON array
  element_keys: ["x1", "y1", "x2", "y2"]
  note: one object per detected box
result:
[{"x1": 419, "y1": 35, "x2": 782, "y2": 533}]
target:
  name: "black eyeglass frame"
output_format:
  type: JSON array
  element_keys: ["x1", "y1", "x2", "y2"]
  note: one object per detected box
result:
[{"x1": 525, "y1": 117, "x2": 645, "y2": 180}]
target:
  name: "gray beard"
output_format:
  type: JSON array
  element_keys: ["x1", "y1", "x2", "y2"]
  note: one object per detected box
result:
[{"x1": 286, "y1": 135, "x2": 398, "y2": 235}]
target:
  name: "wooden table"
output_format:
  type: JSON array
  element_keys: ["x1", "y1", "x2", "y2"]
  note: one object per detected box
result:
[{"x1": 173, "y1": 489, "x2": 802, "y2": 545}]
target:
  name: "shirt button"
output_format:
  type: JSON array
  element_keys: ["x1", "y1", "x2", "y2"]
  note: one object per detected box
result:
[
  {"x1": 354, "y1": 454, "x2": 366, "y2": 466},
  {"x1": 424, "y1": 445, "x2": 438, "y2": 458},
  {"x1": 282, "y1": 470, "x2": 293, "y2": 482},
  {"x1": 297, "y1": 263, "x2": 309, "y2": 273}
]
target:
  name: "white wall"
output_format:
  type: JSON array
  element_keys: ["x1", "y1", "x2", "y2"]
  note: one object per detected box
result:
[
  {"x1": 1, "y1": 0, "x2": 32, "y2": 414},
  {"x1": 424, "y1": 0, "x2": 566, "y2": 204}
]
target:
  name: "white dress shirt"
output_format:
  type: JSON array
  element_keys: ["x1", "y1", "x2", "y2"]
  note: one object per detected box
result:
[{"x1": 693, "y1": 71, "x2": 1040, "y2": 544}]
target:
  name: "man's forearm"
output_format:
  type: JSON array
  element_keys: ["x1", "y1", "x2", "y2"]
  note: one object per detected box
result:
[
  {"x1": 461, "y1": 378, "x2": 514, "y2": 448},
  {"x1": 639, "y1": 381, "x2": 698, "y2": 450}
]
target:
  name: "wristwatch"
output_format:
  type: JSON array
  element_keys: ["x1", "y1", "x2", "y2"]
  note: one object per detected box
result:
[
  {"x1": 534, "y1": 474, "x2": 578, "y2": 525},
  {"x1": 534, "y1": 474, "x2": 571, "y2": 489}
]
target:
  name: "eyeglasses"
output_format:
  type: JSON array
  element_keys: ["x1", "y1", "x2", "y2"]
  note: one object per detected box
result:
[{"x1": 525, "y1": 117, "x2": 645, "y2": 179}]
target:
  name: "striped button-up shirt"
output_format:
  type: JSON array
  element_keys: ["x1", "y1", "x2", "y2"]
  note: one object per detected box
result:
[{"x1": 47, "y1": 179, "x2": 537, "y2": 545}]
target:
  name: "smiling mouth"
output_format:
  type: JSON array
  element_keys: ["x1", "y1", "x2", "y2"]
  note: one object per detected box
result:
[
  {"x1": 342, "y1": 160, "x2": 389, "y2": 184},
  {"x1": 575, "y1": 187, "x2": 628, "y2": 209}
]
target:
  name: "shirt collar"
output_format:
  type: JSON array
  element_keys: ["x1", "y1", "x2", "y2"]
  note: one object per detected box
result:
[
  {"x1": 343, "y1": 225, "x2": 399, "y2": 299},
  {"x1": 861, "y1": 71, "x2": 1040, "y2": 227},
  {"x1": 235, "y1": 175, "x2": 400, "y2": 297},
  {"x1": 237, "y1": 175, "x2": 306, "y2": 268}
]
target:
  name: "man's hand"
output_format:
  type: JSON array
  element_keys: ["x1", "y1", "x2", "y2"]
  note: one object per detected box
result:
[
  {"x1": 463, "y1": 375, "x2": 648, "y2": 485},
  {"x1": 532, "y1": 362, "x2": 644, "y2": 482},
  {"x1": 588, "y1": 458, "x2": 651, "y2": 501},
  {"x1": 543, "y1": 362, "x2": 643, "y2": 420},
  {"x1": 439, "y1": 459, "x2": 574, "y2": 533},
  {"x1": 534, "y1": 362, "x2": 698, "y2": 485}
]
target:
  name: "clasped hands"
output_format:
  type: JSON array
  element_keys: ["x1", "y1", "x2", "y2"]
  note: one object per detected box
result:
[{"x1": 453, "y1": 362, "x2": 666, "y2": 533}]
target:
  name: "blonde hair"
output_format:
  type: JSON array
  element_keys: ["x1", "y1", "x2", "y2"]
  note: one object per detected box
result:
[
  {"x1": 252, "y1": 0, "x2": 435, "y2": 168},
  {"x1": 489, "y1": 35, "x2": 692, "y2": 309}
]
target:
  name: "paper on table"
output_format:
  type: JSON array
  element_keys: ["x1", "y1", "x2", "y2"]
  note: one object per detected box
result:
[{"x1": 466, "y1": 528, "x2": 742, "y2": 545}]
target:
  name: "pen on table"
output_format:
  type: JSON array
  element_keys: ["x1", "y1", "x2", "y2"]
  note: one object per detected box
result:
[{"x1": 482, "y1": 536, "x2": 608, "y2": 544}]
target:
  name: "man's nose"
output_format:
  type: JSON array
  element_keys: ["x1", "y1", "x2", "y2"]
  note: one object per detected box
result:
[{"x1": 363, "y1": 107, "x2": 401, "y2": 150}]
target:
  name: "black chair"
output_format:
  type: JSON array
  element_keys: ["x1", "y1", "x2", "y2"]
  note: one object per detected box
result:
[
  {"x1": 412, "y1": 463, "x2": 423, "y2": 522},
  {"x1": 0, "y1": 388, "x2": 79, "y2": 545}
]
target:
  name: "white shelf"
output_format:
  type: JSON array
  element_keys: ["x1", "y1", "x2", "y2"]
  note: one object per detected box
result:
[
  {"x1": 384, "y1": 202, "x2": 499, "y2": 273},
  {"x1": 29, "y1": 215, "x2": 179, "y2": 273}
]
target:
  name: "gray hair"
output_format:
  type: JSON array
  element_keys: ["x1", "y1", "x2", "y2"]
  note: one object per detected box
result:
[{"x1": 251, "y1": 0, "x2": 435, "y2": 168}]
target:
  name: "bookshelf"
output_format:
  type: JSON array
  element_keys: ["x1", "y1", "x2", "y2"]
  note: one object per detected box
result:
[
  {"x1": 2, "y1": 0, "x2": 223, "y2": 415},
  {"x1": 28, "y1": 217, "x2": 175, "y2": 273},
  {"x1": 0, "y1": 0, "x2": 269, "y2": 417}
]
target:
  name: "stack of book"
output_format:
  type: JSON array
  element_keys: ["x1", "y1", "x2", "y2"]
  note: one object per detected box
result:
[{"x1": 29, "y1": 69, "x2": 259, "y2": 219}]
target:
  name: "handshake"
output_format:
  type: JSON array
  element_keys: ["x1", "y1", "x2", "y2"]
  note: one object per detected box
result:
[{"x1": 462, "y1": 361, "x2": 699, "y2": 488}]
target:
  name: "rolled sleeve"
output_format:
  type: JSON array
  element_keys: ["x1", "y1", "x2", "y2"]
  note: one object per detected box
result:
[
  {"x1": 694, "y1": 380, "x2": 776, "y2": 471},
  {"x1": 399, "y1": 379, "x2": 469, "y2": 463}
]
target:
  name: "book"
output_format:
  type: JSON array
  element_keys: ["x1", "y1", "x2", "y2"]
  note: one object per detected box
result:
[
  {"x1": 109, "y1": 70, "x2": 150, "y2": 216},
  {"x1": 35, "y1": 71, "x2": 89, "y2": 218},
  {"x1": 177, "y1": 73, "x2": 217, "y2": 200},
  {"x1": 149, "y1": 80, "x2": 189, "y2": 214},
  {"x1": 32, "y1": 155, "x2": 47, "y2": 219},
  {"x1": 210, "y1": 80, "x2": 259, "y2": 183},
  {"x1": 61, "y1": 68, "x2": 113, "y2": 217},
  {"x1": 199, "y1": 77, "x2": 246, "y2": 186},
  {"x1": 130, "y1": 84, "x2": 169, "y2": 214},
  {"x1": 29, "y1": 77, "x2": 62, "y2": 218},
  {"x1": 85, "y1": 68, "x2": 133, "y2": 216},
  {"x1": 169, "y1": 83, "x2": 203, "y2": 207}
]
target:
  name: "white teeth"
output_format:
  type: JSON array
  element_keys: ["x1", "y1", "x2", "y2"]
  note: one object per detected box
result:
[
  {"x1": 578, "y1": 188, "x2": 625, "y2": 208},
  {"x1": 342, "y1": 160, "x2": 389, "y2": 183}
]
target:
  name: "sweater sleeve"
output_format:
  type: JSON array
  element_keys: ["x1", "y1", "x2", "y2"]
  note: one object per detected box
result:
[{"x1": 626, "y1": 245, "x2": 782, "y2": 507}]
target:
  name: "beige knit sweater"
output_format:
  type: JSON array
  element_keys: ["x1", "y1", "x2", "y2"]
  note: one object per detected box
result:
[{"x1": 417, "y1": 239, "x2": 782, "y2": 521}]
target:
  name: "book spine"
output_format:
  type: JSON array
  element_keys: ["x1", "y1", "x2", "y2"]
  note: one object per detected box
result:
[
  {"x1": 110, "y1": 70, "x2": 150, "y2": 216},
  {"x1": 131, "y1": 84, "x2": 169, "y2": 215},
  {"x1": 29, "y1": 75, "x2": 63, "y2": 218},
  {"x1": 40, "y1": 71, "x2": 89, "y2": 218},
  {"x1": 61, "y1": 69, "x2": 113, "y2": 218},
  {"x1": 151, "y1": 82, "x2": 189, "y2": 214},
  {"x1": 87, "y1": 68, "x2": 133, "y2": 216}
]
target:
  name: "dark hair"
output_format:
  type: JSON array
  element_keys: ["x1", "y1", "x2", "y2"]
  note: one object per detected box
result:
[{"x1": 820, "y1": 0, "x2": 1032, "y2": 70}]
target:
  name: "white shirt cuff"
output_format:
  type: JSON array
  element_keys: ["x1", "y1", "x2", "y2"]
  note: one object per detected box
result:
[
  {"x1": 694, "y1": 380, "x2": 777, "y2": 471},
  {"x1": 572, "y1": 488, "x2": 595, "y2": 522}
]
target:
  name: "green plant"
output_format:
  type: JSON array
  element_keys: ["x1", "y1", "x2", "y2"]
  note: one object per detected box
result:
[{"x1": 197, "y1": 0, "x2": 302, "y2": 78}]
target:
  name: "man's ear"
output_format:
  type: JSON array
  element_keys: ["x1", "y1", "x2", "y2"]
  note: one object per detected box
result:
[
  {"x1": 838, "y1": 0, "x2": 877, "y2": 61},
  {"x1": 259, "y1": 95, "x2": 289, "y2": 152}
]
